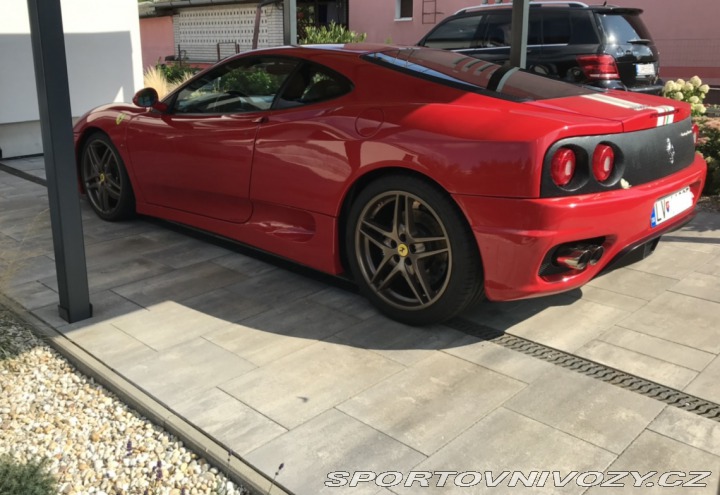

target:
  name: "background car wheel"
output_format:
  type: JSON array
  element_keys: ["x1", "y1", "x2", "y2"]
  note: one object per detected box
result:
[
  {"x1": 80, "y1": 133, "x2": 135, "y2": 221},
  {"x1": 346, "y1": 175, "x2": 484, "y2": 325}
]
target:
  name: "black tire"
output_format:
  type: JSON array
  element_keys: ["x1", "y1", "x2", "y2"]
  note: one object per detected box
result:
[
  {"x1": 346, "y1": 175, "x2": 484, "y2": 325},
  {"x1": 80, "y1": 133, "x2": 135, "y2": 221}
]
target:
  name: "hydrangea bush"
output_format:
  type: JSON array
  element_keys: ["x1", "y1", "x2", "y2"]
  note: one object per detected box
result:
[{"x1": 662, "y1": 76, "x2": 710, "y2": 117}]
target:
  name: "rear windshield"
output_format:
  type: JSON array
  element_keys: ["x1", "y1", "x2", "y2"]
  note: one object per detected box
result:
[
  {"x1": 598, "y1": 13, "x2": 652, "y2": 44},
  {"x1": 364, "y1": 48, "x2": 593, "y2": 101}
]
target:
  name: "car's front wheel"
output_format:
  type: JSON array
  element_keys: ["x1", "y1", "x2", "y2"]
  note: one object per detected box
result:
[
  {"x1": 80, "y1": 133, "x2": 135, "y2": 221},
  {"x1": 346, "y1": 175, "x2": 483, "y2": 325}
]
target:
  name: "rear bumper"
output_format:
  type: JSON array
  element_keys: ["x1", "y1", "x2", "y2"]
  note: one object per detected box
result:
[
  {"x1": 590, "y1": 79, "x2": 664, "y2": 96},
  {"x1": 453, "y1": 153, "x2": 707, "y2": 301}
]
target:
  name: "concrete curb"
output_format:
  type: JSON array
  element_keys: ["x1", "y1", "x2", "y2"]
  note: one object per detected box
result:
[{"x1": 0, "y1": 293, "x2": 292, "y2": 495}]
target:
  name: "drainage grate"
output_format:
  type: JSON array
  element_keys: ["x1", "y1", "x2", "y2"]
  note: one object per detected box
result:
[{"x1": 446, "y1": 317, "x2": 720, "y2": 422}]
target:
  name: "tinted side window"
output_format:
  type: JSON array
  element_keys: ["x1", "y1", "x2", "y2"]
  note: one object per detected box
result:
[
  {"x1": 422, "y1": 15, "x2": 485, "y2": 49},
  {"x1": 274, "y1": 63, "x2": 352, "y2": 109},
  {"x1": 542, "y1": 11, "x2": 572, "y2": 45},
  {"x1": 568, "y1": 11, "x2": 600, "y2": 44},
  {"x1": 483, "y1": 11, "x2": 512, "y2": 47}
]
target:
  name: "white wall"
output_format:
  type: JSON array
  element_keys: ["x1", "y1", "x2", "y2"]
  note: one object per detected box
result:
[{"x1": 0, "y1": 0, "x2": 143, "y2": 158}]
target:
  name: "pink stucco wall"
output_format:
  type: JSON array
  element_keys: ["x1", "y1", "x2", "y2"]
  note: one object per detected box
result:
[
  {"x1": 349, "y1": 0, "x2": 720, "y2": 84},
  {"x1": 140, "y1": 16, "x2": 175, "y2": 70}
]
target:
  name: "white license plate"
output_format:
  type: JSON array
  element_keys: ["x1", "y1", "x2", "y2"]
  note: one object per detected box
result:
[
  {"x1": 636, "y1": 63, "x2": 656, "y2": 77},
  {"x1": 651, "y1": 187, "x2": 693, "y2": 227}
]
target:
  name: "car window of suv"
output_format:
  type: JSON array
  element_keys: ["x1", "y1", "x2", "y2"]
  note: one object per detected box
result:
[
  {"x1": 598, "y1": 12, "x2": 652, "y2": 44},
  {"x1": 421, "y1": 15, "x2": 486, "y2": 49},
  {"x1": 542, "y1": 10, "x2": 572, "y2": 45},
  {"x1": 480, "y1": 10, "x2": 541, "y2": 47},
  {"x1": 172, "y1": 57, "x2": 299, "y2": 115}
]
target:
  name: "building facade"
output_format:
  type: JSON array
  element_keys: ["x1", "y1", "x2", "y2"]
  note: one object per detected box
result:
[
  {"x1": 0, "y1": 0, "x2": 143, "y2": 158},
  {"x1": 349, "y1": 0, "x2": 720, "y2": 87}
]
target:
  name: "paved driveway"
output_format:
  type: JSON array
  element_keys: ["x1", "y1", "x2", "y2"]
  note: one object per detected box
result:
[{"x1": 1, "y1": 156, "x2": 720, "y2": 494}]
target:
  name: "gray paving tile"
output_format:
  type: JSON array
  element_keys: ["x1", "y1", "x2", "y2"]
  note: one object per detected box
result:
[
  {"x1": 504, "y1": 299, "x2": 629, "y2": 353},
  {"x1": 585, "y1": 431, "x2": 720, "y2": 494},
  {"x1": 401, "y1": 408, "x2": 615, "y2": 494},
  {"x1": 588, "y1": 268, "x2": 678, "y2": 300},
  {"x1": 220, "y1": 341, "x2": 404, "y2": 428},
  {"x1": 3, "y1": 255, "x2": 56, "y2": 287},
  {"x1": 143, "y1": 237, "x2": 231, "y2": 269},
  {"x1": 308, "y1": 287, "x2": 378, "y2": 321},
  {"x1": 4, "y1": 280, "x2": 58, "y2": 310},
  {"x1": 180, "y1": 287, "x2": 270, "y2": 323},
  {"x1": 246, "y1": 409, "x2": 426, "y2": 495},
  {"x1": 685, "y1": 355, "x2": 720, "y2": 404},
  {"x1": 578, "y1": 286, "x2": 648, "y2": 313},
  {"x1": 39, "y1": 257, "x2": 172, "y2": 294},
  {"x1": 122, "y1": 338, "x2": 255, "y2": 407},
  {"x1": 649, "y1": 407, "x2": 720, "y2": 457},
  {"x1": 577, "y1": 340, "x2": 697, "y2": 390},
  {"x1": 81, "y1": 217, "x2": 157, "y2": 243},
  {"x1": 34, "y1": 289, "x2": 145, "y2": 332},
  {"x1": 696, "y1": 254, "x2": 720, "y2": 277},
  {"x1": 82, "y1": 235, "x2": 172, "y2": 269},
  {"x1": 617, "y1": 292, "x2": 720, "y2": 353},
  {"x1": 661, "y1": 233, "x2": 720, "y2": 255},
  {"x1": 328, "y1": 315, "x2": 466, "y2": 367},
  {"x1": 443, "y1": 335, "x2": 557, "y2": 384},
  {"x1": 113, "y1": 261, "x2": 244, "y2": 307},
  {"x1": 211, "y1": 252, "x2": 279, "y2": 277},
  {"x1": 461, "y1": 293, "x2": 579, "y2": 330},
  {"x1": 59, "y1": 321, "x2": 158, "y2": 370},
  {"x1": 505, "y1": 367, "x2": 664, "y2": 454},
  {"x1": 110, "y1": 300, "x2": 236, "y2": 350},
  {"x1": 338, "y1": 353, "x2": 525, "y2": 455},
  {"x1": 208, "y1": 300, "x2": 360, "y2": 366},
  {"x1": 598, "y1": 326, "x2": 715, "y2": 372},
  {"x1": 626, "y1": 244, "x2": 715, "y2": 280},
  {"x1": 225, "y1": 268, "x2": 326, "y2": 307},
  {"x1": 0, "y1": 232, "x2": 51, "y2": 261},
  {"x1": 670, "y1": 272, "x2": 720, "y2": 304},
  {"x1": 172, "y1": 387, "x2": 286, "y2": 456}
]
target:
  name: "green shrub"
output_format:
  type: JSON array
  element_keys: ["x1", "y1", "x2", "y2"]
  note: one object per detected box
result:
[
  {"x1": 696, "y1": 117, "x2": 720, "y2": 195},
  {"x1": 156, "y1": 60, "x2": 199, "y2": 84},
  {"x1": 0, "y1": 456, "x2": 56, "y2": 495},
  {"x1": 299, "y1": 21, "x2": 367, "y2": 44}
]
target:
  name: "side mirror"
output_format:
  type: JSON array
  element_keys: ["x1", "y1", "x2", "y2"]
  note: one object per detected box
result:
[{"x1": 132, "y1": 88, "x2": 167, "y2": 112}]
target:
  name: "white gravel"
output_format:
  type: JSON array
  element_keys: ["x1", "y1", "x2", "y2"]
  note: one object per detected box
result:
[{"x1": 0, "y1": 306, "x2": 250, "y2": 495}]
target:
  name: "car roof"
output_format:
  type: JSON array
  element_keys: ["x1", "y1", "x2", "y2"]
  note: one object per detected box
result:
[{"x1": 454, "y1": 3, "x2": 642, "y2": 15}]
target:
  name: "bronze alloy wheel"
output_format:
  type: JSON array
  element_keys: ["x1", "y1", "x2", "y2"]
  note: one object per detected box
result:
[
  {"x1": 81, "y1": 134, "x2": 134, "y2": 221},
  {"x1": 346, "y1": 175, "x2": 483, "y2": 325},
  {"x1": 354, "y1": 190, "x2": 452, "y2": 311}
]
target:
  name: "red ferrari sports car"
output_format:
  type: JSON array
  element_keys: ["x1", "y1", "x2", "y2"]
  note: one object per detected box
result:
[{"x1": 73, "y1": 44, "x2": 707, "y2": 325}]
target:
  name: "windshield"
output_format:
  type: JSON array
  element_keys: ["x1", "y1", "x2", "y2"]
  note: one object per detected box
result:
[{"x1": 364, "y1": 48, "x2": 593, "y2": 101}]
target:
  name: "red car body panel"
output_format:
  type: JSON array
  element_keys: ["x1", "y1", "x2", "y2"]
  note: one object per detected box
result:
[{"x1": 73, "y1": 44, "x2": 707, "y2": 300}]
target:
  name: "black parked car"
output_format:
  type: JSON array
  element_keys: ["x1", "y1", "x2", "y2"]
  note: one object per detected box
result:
[{"x1": 418, "y1": 1, "x2": 663, "y2": 94}]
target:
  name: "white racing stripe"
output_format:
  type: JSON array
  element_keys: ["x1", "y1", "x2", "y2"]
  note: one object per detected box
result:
[{"x1": 580, "y1": 94, "x2": 676, "y2": 127}]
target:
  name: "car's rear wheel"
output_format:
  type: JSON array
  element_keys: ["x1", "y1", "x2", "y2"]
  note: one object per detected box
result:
[
  {"x1": 346, "y1": 175, "x2": 483, "y2": 325},
  {"x1": 80, "y1": 133, "x2": 135, "y2": 221}
]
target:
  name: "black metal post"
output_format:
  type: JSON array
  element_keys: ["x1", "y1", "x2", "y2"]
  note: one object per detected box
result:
[
  {"x1": 509, "y1": 0, "x2": 530, "y2": 69},
  {"x1": 26, "y1": 0, "x2": 92, "y2": 323},
  {"x1": 283, "y1": 0, "x2": 297, "y2": 45}
]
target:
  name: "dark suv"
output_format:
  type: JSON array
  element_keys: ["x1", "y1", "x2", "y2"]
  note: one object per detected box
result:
[{"x1": 418, "y1": 1, "x2": 663, "y2": 94}]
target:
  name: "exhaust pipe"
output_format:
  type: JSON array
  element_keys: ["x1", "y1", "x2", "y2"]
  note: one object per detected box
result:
[{"x1": 554, "y1": 244, "x2": 604, "y2": 271}]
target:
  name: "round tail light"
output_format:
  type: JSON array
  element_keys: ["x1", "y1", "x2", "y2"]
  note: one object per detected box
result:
[
  {"x1": 592, "y1": 144, "x2": 615, "y2": 182},
  {"x1": 551, "y1": 148, "x2": 576, "y2": 187},
  {"x1": 692, "y1": 123, "x2": 700, "y2": 147}
]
